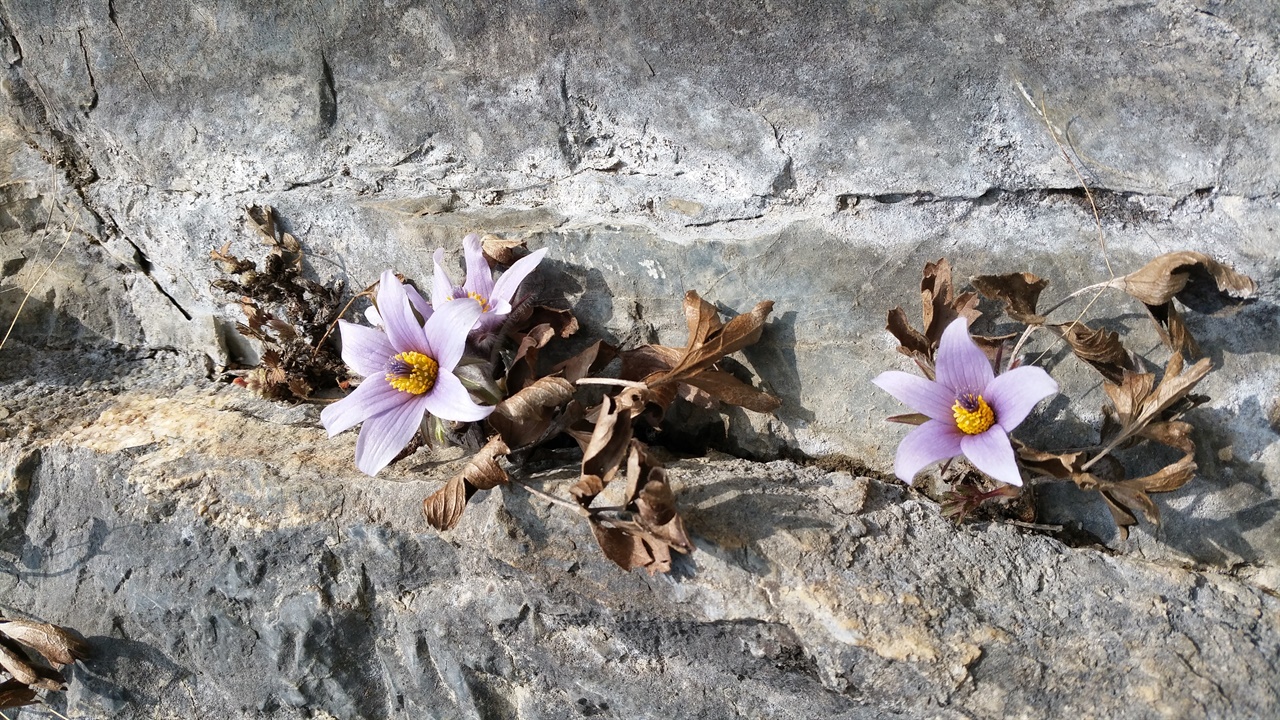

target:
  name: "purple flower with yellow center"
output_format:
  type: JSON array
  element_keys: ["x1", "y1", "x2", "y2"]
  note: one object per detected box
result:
[
  {"x1": 433, "y1": 233, "x2": 547, "y2": 333},
  {"x1": 873, "y1": 317, "x2": 1059, "y2": 486},
  {"x1": 322, "y1": 270, "x2": 493, "y2": 476}
]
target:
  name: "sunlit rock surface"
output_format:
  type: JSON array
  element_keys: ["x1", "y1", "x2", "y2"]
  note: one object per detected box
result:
[{"x1": 1, "y1": 1, "x2": 1279, "y2": 716}]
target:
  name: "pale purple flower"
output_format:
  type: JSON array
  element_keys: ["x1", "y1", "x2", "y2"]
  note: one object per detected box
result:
[
  {"x1": 432, "y1": 233, "x2": 547, "y2": 333},
  {"x1": 873, "y1": 318, "x2": 1058, "y2": 486},
  {"x1": 322, "y1": 270, "x2": 493, "y2": 476}
]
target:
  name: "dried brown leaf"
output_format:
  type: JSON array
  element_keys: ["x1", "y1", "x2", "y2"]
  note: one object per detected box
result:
[
  {"x1": 590, "y1": 522, "x2": 655, "y2": 572},
  {"x1": 1015, "y1": 442, "x2": 1086, "y2": 479},
  {"x1": 480, "y1": 235, "x2": 527, "y2": 266},
  {"x1": 887, "y1": 412, "x2": 930, "y2": 426},
  {"x1": 637, "y1": 477, "x2": 677, "y2": 526},
  {"x1": 0, "y1": 620, "x2": 90, "y2": 667},
  {"x1": 1054, "y1": 321, "x2": 1139, "y2": 384},
  {"x1": 1139, "y1": 420, "x2": 1196, "y2": 455},
  {"x1": 1117, "y1": 251, "x2": 1257, "y2": 307},
  {"x1": 423, "y1": 437, "x2": 510, "y2": 530},
  {"x1": 0, "y1": 639, "x2": 37, "y2": 686},
  {"x1": 423, "y1": 476, "x2": 468, "y2": 531},
  {"x1": 1144, "y1": 301, "x2": 1201, "y2": 357},
  {"x1": 972, "y1": 272, "x2": 1050, "y2": 324},
  {"x1": 921, "y1": 259, "x2": 982, "y2": 346},
  {"x1": 491, "y1": 377, "x2": 575, "y2": 449},
  {"x1": 551, "y1": 340, "x2": 619, "y2": 384},
  {"x1": 0, "y1": 678, "x2": 37, "y2": 709},
  {"x1": 573, "y1": 395, "x2": 635, "y2": 506},
  {"x1": 681, "y1": 370, "x2": 781, "y2": 413}
]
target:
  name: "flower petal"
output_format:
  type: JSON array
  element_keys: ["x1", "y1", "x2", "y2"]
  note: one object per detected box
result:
[
  {"x1": 364, "y1": 305, "x2": 382, "y2": 328},
  {"x1": 894, "y1": 419, "x2": 964, "y2": 484},
  {"x1": 320, "y1": 377, "x2": 406, "y2": 437},
  {"x1": 354, "y1": 394, "x2": 430, "y2": 475},
  {"x1": 984, "y1": 365, "x2": 1058, "y2": 432},
  {"x1": 935, "y1": 317, "x2": 994, "y2": 396},
  {"x1": 405, "y1": 282, "x2": 433, "y2": 323},
  {"x1": 377, "y1": 270, "x2": 430, "y2": 353},
  {"x1": 423, "y1": 371, "x2": 494, "y2": 422},
  {"x1": 490, "y1": 247, "x2": 547, "y2": 307},
  {"x1": 960, "y1": 428, "x2": 1023, "y2": 486},
  {"x1": 423, "y1": 296, "x2": 483, "y2": 370},
  {"x1": 337, "y1": 320, "x2": 394, "y2": 378},
  {"x1": 432, "y1": 248, "x2": 454, "y2": 307},
  {"x1": 872, "y1": 371, "x2": 956, "y2": 420},
  {"x1": 461, "y1": 233, "x2": 496, "y2": 300}
]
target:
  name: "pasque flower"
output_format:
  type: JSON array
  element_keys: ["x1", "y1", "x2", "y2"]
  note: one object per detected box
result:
[
  {"x1": 322, "y1": 270, "x2": 493, "y2": 476},
  {"x1": 433, "y1": 233, "x2": 547, "y2": 333},
  {"x1": 873, "y1": 318, "x2": 1058, "y2": 486}
]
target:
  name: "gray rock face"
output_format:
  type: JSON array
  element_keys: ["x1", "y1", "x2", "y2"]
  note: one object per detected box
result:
[
  {"x1": 0, "y1": 360, "x2": 1277, "y2": 718},
  {"x1": 1, "y1": 1, "x2": 1279, "y2": 715}
]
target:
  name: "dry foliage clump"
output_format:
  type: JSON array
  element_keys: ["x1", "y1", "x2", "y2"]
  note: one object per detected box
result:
[
  {"x1": 425, "y1": 289, "x2": 778, "y2": 574},
  {"x1": 211, "y1": 205, "x2": 351, "y2": 400},
  {"x1": 886, "y1": 253, "x2": 1255, "y2": 538},
  {"x1": 0, "y1": 615, "x2": 91, "y2": 710}
]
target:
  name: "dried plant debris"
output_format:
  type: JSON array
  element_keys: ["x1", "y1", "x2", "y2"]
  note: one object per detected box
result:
[
  {"x1": 0, "y1": 616, "x2": 90, "y2": 709},
  {"x1": 212, "y1": 205, "x2": 351, "y2": 400},
  {"x1": 880, "y1": 252, "x2": 1255, "y2": 538}
]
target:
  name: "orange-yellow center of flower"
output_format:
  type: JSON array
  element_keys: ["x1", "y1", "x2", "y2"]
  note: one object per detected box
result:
[
  {"x1": 385, "y1": 351, "x2": 439, "y2": 395},
  {"x1": 446, "y1": 291, "x2": 490, "y2": 312},
  {"x1": 953, "y1": 394, "x2": 995, "y2": 435}
]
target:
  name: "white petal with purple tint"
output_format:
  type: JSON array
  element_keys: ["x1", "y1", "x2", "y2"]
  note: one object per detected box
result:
[
  {"x1": 320, "y1": 377, "x2": 405, "y2": 437},
  {"x1": 423, "y1": 371, "x2": 493, "y2": 422},
  {"x1": 423, "y1": 298, "x2": 483, "y2": 370},
  {"x1": 338, "y1": 320, "x2": 394, "y2": 378},
  {"x1": 462, "y1": 233, "x2": 496, "y2": 299},
  {"x1": 377, "y1": 270, "x2": 429, "y2": 352},
  {"x1": 490, "y1": 247, "x2": 548, "y2": 306},
  {"x1": 894, "y1": 419, "x2": 964, "y2": 484},
  {"x1": 872, "y1": 370, "x2": 956, "y2": 420},
  {"x1": 934, "y1": 317, "x2": 994, "y2": 395},
  {"x1": 960, "y1": 428, "x2": 1022, "y2": 486},
  {"x1": 354, "y1": 394, "x2": 431, "y2": 475},
  {"x1": 431, "y1": 248, "x2": 454, "y2": 307},
  {"x1": 984, "y1": 365, "x2": 1059, "y2": 432}
]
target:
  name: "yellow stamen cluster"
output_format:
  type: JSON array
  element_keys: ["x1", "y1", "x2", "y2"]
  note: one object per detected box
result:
[
  {"x1": 953, "y1": 395, "x2": 995, "y2": 435},
  {"x1": 386, "y1": 351, "x2": 439, "y2": 395},
  {"x1": 446, "y1": 291, "x2": 491, "y2": 312}
]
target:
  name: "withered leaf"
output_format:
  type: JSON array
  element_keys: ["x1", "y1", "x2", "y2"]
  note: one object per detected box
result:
[
  {"x1": 480, "y1": 235, "x2": 527, "y2": 266},
  {"x1": 886, "y1": 259, "x2": 981, "y2": 369},
  {"x1": 682, "y1": 369, "x2": 781, "y2": 413},
  {"x1": 652, "y1": 291, "x2": 773, "y2": 383},
  {"x1": 0, "y1": 638, "x2": 38, "y2": 686},
  {"x1": 1116, "y1": 251, "x2": 1257, "y2": 308},
  {"x1": 0, "y1": 679, "x2": 37, "y2": 708},
  {"x1": 1103, "y1": 354, "x2": 1212, "y2": 440},
  {"x1": 637, "y1": 477, "x2": 677, "y2": 526},
  {"x1": 972, "y1": 272, "x2": 1050, "y2": 324},
  {"x1": 1144, "y1": 301, "x2": 1201, "y2": 358},
  {"x1": 423, "y1": 436, "x2": 511, "y2": 531},
  {"x1": 920, "y1": 259, "x2": 982, "y2": 347},
  {"x1": 551, "y1": 340, "x2": 618, "y2": 384},
  {"x1": 1015, "y1": 442, "x2": 1086, "y2": 479},
  {"x1": 1054, "y1": 321, "x2": 1139, "y2": 384},
  {"x1": 0, "y1": 620, "x2": 90, "y2": 668},
  {"x1": 572, "y1": 395, "x2": 635, "y2": 506},
  {"x1": 490, "y1": 377, "x2": 576, "y2": 449},
  {"x1": 887, "y1": 412, "x2": 930, "y2": 426},
  {"x1": 589, "y1": 523, "x2": 655, "y2": 572}
]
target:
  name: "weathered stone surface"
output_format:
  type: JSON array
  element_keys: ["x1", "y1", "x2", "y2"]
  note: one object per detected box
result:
[
  {"x1": 0, "y1": 360, "x2": 1277, "y2": 718},
  {"x1": 1, "y1": 1, "x2": 1279, "y2": 713}
]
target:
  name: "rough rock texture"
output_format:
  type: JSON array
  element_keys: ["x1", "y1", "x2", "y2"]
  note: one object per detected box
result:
[
  {"x1": 0, "y1": 356, "x2": 1278, "y2": 719},
  {"x1": 1, "y1": 1, "x2": 1279, "y2": 716}
]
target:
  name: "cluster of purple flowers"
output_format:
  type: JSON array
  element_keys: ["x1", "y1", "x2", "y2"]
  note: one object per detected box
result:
[{"x1": 322, "y1": 235, "x2": 545, "y2": 475}]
